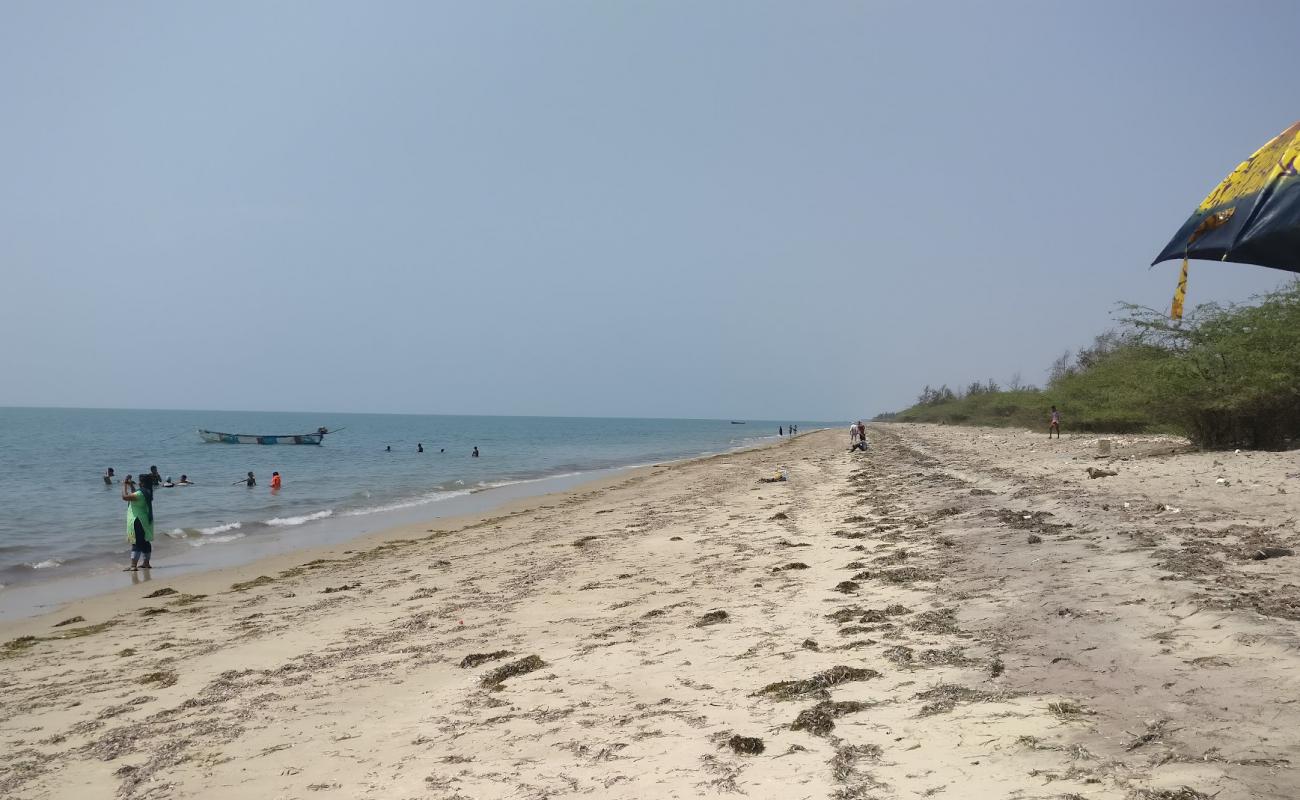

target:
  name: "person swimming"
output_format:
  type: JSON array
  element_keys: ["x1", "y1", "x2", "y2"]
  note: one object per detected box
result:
[
  {"x1": 178, "y1": 475, "x2": 192, "y2": 485},
  {"x1": 162, "y1": 476, "x2": 176, "y2": 488}
]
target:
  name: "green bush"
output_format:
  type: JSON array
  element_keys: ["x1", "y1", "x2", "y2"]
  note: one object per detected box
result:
[{"x1": 888, "y1": 282, "x2": 1300, "y2": 450}]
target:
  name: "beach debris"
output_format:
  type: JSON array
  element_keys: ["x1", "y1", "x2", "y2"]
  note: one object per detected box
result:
[
  {"x1": 757, "y1": 666, "x2": 881, "y2": 701},
  {"x1": 843, "y1": 515, "x2": 867, "y2": 523},
  {"x1": 230, "y1": 575, "x2": 275, "y2": 592},
  {"x1": 572, "y1": 536, "x2": 601, "y2": 547},
  {"x1": 459, "y1": 650, "x2": 512, "y2": 669},
  {"x1": 480, "y1": 655, "x2": 546, "y2": 688},
  {"x1": 1027, "y1": 534, "x2": 1043, "y2": 544},
  {"x1": 141, "y1": 607, "x2": 169, "y2": 616},
  {"x1": 53, "y1": 616, "x2": 85, "y2": 627},
  {"x1": 773, "y1": 562, "x2": 809, "y2": 572},
  {"x1": 791, "y1": 700, "x2": 870, "y2": 736},
  {"x1": 829, "y1": 742, "x2": 883, "y2": 786},
  {"x1": 990, "y1": 656, "x2": 1005, "y2": 677},
  {"x1": 321, "y1": 583, "x2": 360, "y2": 594},
  {"x1": 1129, "y1": 789, "x2": 1213, "y2": 800},
  {"x1": 970, "y1": 488, "x2": 997, "y2": 496},
  {"x1": 727, "y1": 735, "x2": 765, "y2": 755},
  {"x1": 1250, "y1": 547, "x2": 1294, "y2": 560},
  {"x1": 1087, "y1": 467, "x2": 1118, "y2": 479},
  {"x1": 908, "y1": 608, "x2": 959, "y2": 634},
  {"x1": 695, "y1": 610, "x2": 729, "y2": 626},
  {"x1": 777, "y1": 539, "x2": 811, "y2": 547},
  {"x1": 143, "y1": 588, "x2": 178, "y2": 598},
  {"x1": 770, "y1": 511, "x2": 789, "y2": 520},
  {"x1": 876, "y1": 567, "x2": 936, "y2": 584},
  {"x1": 138, "y1": 670, "x2": 178, "y2": 688},
  {"x1": 913, "y1": 684, "x2": 995, "y2": 716},
  {"x1": 834, "y1": 580, "x2": 860, "y2": 593},
  {"x1": 1125, "y1": 718, "x2": 1172, "y2": 751},
  {"x1": 1216, "y1": 477, "x2": 1231, "y2": 486},
  {"x1": 801, "y1": 639, "x2": 819, "y2": 651},
  {"x1": 669, "y1": 536, "x2": 684, "y2": 541},
  {"x1": 1047, "y1": 700, "x2": 1090, "y2": 719}
]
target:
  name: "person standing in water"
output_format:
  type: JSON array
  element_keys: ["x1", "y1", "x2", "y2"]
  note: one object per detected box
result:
[
  {"x1": 122, "y1": 474, "x2": 154, "y2": 571},
  {"x1": 472, "y1": 446, "x2": 479, "y2": 457},
  {"x1": 1049, "y1": 406, "x2": 1061, "y2": 439},
  {"x1": 104, "y1": 468, "x2": 115, "y2": 486},
  {"x1": 234, "y1": 471, "x2": 256, "y2": 487},
  {"x1": 270, "y1": 471, "x2": 282, "y2": 490},
  {"x1": 418, "y1": 443, "x2": 424, "y2": 453}
]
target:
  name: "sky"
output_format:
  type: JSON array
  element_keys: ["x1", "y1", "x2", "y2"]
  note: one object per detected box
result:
[{"x1": 2, "y1": 1, "x2": 1297, "y2": 421}]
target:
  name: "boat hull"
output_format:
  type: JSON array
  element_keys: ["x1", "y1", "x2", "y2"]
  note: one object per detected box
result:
[{"x1": 198, "y1": 430, "x2": 324, "y2": 445}]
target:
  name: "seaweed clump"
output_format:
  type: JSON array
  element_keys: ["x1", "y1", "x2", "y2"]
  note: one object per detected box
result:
[
  {"x1": 695, "y1": 610, "x2": 729, "y2": 627},
  {"x1": 459, "y1": 650, "x2": 512, "y2": 669},
  {"x1": 791, "y1": 700, "x2": 871, "y2": 736},
  {"x1": 480, "y1": 655, "x2": 546, "y2": 688},
  {"x1": 728, "y1": 735, "x2": 765, "y2": 755},
  {"x1": 757, "y1": 666, "x2": 881, "y2": 701}
]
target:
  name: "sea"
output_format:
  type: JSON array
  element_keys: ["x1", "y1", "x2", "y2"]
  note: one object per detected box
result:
[{"x1": 0, "y1": 408, "x2": 832, "y2": 612}]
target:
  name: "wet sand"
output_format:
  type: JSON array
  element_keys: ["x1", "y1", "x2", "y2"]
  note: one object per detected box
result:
[{"x1": 2, "y1": 425, "x2": 1298, "y2": 799}]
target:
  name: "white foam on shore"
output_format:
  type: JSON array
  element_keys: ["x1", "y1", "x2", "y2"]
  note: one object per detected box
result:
[
  {"x1": 200, "y1": 522, "x2": 242, "y2": 536},
  {"x1": 342, "y1": 489, "x2": 473, "y2": 517},
  {"x1": 29, "y1": 559, "x2": 62, "y2": 569},
  {"x1": 265, "y1": 510, "x2": 334, "y2": 527},
  {"x1": 189, "y1": 532, "x2": 246, "y2": 547}
]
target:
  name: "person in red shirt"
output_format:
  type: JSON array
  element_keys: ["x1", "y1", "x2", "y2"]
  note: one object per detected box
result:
[{"x1": 270, "y1": 472, "x2": 282, "y2": 490}]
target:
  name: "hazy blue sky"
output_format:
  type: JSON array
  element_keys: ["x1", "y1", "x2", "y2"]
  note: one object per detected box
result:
[{"x1": 2, "y1": 1, "x2": 1296, "y2": 420}]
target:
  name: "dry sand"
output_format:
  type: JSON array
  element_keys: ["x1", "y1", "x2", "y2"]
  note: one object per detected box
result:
[{"x1": 2, "y1": 424, "x2": 1299, "y2": 799}]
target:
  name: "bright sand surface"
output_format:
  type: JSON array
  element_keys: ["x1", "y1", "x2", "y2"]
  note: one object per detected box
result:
[{"x1": 2, "y1": 425, "x2": 1299, "y2": 799}]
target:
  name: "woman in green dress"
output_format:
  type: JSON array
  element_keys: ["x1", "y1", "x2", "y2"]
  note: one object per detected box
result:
[{"x1": 121, "y1": 473, "x2": 154, "y2": 571}]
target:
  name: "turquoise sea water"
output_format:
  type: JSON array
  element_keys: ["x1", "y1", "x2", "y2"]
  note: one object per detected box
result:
[{"x1": 0, "y1": 408, "x2": 831, "y2": 590}]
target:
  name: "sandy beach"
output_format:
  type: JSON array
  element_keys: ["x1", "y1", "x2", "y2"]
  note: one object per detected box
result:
[{"x1": 3, "y1": 425, "x2": 1299, "y2": 799}]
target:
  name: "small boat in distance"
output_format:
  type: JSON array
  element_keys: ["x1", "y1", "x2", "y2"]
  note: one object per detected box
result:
[
  {"x1": 730, "y1": 421, "x2": 746, "y2": 424},
  {"x1": 199, "y1": 427, "x2": 331, "y2": 445}
]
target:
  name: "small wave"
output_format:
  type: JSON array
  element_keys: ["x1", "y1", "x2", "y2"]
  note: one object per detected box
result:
[
  {"x1": 189, "y1": 532, "x2": 246, "y2": 547},
  {"x1": 265, "y1": 510, "x2": 334, "y2": 527},
  {"x1": 29, "y1": 559, "x2": 63, "y2": 569},
  {"x1": 200, "y1": 522, "x2": 242, "y2": 536},
  {"x1": 165, "y1": 521, "x2": 244, "y2": 539},
  {"x1": 342, "y1": 489, "x2": 473, "y2": 517}
]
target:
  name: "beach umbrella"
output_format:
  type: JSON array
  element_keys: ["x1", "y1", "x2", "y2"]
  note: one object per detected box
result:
[{"x1": 1152, "y1": 121, "x2": 1300, "y2": 319}]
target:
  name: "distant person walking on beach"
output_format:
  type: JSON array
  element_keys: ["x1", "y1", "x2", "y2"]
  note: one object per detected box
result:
[
  {"x1": 849, "y1": 423, "x2": 859, "y2": 445},
  {"x1": 104, "y1": 468, "x2": 115, "y2": 486},
  {"x1": 1049, "y1": 406, "x2": 1061, "y2": 439},
  {"x1": 121, "y1": 473, "x2": 154, "y2": 571},
  {"x1": 779, "y1": 426, "x2": 784, "y2": 436},
  {"x1": 270, "y1": 472, "x2": 282, "y2": 490},
  {"x1": 472, "y1": 446, "x2": 479, "y2": 457}
]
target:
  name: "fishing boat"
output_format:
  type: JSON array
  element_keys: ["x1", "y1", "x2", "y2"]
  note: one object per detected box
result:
[
  {"x1": 730, "y1": 421, "x2": 746, "y2": 424},
  {"x1": 198, "y1": 427, "x2": 331, "y2": 445}
]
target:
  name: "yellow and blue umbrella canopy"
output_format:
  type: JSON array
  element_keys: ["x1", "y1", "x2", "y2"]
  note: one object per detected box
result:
[{"x1": 1153, "y1": 121, "x2": 1300, "y2": 318}]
